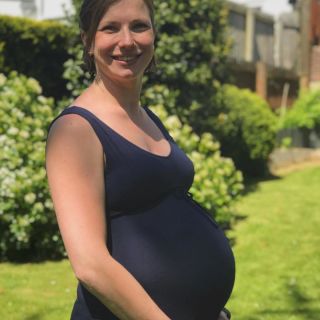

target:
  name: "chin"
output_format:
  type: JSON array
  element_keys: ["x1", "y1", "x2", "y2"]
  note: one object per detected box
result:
[{"x1": 112, "y1": 67, "x2": 146, "y2": 81}]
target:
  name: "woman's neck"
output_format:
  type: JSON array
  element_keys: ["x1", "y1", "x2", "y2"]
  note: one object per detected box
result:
[{"x1": 92, "y1": 73, "x2": 143, "y2": 116}]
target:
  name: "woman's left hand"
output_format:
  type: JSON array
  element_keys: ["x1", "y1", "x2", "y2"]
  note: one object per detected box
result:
[{"x1": 217, "y1": 310, "x2": 229, "y2": 320}]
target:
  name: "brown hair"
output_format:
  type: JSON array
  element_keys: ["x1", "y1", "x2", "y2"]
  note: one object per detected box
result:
[{"x1": 79, "y1": 0, "x2": 156, "y2": 78}]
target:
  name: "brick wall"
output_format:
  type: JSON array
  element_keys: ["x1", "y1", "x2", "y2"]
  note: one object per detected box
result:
[{"x1": 310, "y1": 46, "x2": 320, "y2": 82}]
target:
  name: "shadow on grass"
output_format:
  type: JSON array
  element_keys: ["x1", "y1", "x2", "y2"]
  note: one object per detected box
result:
[
  {"x1": 256, "y1": 281, "x2": 320, "y2": 319},
  {"x1": 24, "y1": 313, "x2": 44, "y2": 320},
  {"x1": 242, "y1": 171, "x2": 282, "y2": 197}
]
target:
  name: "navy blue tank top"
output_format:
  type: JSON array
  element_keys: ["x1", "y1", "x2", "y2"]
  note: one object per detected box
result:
[{"x1": 47, "y1": 106, "x2": 235, "y2": 320}]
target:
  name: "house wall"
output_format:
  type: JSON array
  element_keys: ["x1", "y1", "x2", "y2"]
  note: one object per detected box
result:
[
  {"x1": 227, "y1": 1, "x2": 300, "y2": 108},
  {"x1": 0, "y1": 0, "x2": 73, "y2": 20}
]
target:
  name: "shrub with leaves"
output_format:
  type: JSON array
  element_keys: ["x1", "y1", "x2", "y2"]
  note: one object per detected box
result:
[
  {"x1": 0, "y1": 72, "x2": 64, "y2": 261},
  {"x1": 282, "y1": 89, "x2": 320, "y2": 131},
  {"x1": 148, "y1": 97, "x2": 243, "y2": 227},
  {"x1": 0, "y1": 15, "x2": 73, "y2": 100},
  {"x1": 208, "y1": 84, "x2": 278, "y2": 177}
]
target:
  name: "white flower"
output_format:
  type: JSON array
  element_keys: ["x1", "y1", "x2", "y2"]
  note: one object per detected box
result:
[
  {"x1": 8, "y1": 127, "x2": 19, "y2": 136},
  {"x1": 24, "y1": 193, "x2": 36, "y2": 204},
  {"x1": 0, "y1": 74, "x2": 6, "y2": 86},
  {"x1": 19, "y1": 131, "x2": 30, "y2": 139}
]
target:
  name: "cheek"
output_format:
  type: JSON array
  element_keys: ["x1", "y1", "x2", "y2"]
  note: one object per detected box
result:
[
  {"x1": 140, "y1": 39, "x2": 155, "y2": 59},
  {"x1": 138, "y1": 32, "x2": 155, "y2": 49},
  {"x1": 94, "y1": 34, "x2": 114, "y2": 52}
]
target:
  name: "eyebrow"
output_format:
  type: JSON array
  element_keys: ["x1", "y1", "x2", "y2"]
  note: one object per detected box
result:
[{"x1": 99, "y1": 18, "x2": 151, "y2": 26}]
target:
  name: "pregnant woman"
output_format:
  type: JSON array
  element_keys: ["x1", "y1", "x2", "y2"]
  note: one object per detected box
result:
[{"x1": 45, "y1": 0, "x2": 235, "y2": 319}]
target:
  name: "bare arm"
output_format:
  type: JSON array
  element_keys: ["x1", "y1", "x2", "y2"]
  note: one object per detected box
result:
[{"x1": 45, "y1": 114, "x2": 170, "y2": 320}]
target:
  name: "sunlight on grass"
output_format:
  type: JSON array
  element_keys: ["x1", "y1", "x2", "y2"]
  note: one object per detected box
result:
[
  {"x1": 0, "y1": 260, "x2": 76, "y2": 320},
  {"x1": 226, "y1": 166, "x2": 320, "y2": 320}
]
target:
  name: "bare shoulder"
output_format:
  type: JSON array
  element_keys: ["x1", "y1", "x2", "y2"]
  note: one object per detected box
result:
[
  {"x1": 45, "y1": 111, "x2": 105, "y2": 184},
  {"x1": 45, "y1": 112, "x2": 108, "y2": 274},
  {"x1": 46, "y1": 111, "x2": 101, "y2": 153}
]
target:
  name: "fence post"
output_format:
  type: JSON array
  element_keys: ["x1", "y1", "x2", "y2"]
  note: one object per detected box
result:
[
  {"x1": 245, "y1": 8, "x2": 255, "y2": 62},
  {"x1": 299, "y1": 0, "x2": 312, "y2": 89},
  {"x1": 256, "y1": 61, "x2": 267, "y2": 99},
  {"x1": 274, "y1": 18, "x2": 283, "y2": 68}
]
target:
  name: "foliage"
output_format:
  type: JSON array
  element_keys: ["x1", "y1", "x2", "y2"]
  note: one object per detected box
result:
[
  {"x1": 0, "y1": 72, "x2": 64, "y2": 261},
  {"x1": 148, "y1": 98, "x2": 243, "y2": 227},
  {"x1": 206, "y1": 84, "x2": 278, "y2": 177},
  {"x1": 0, "y1": 41, "x2": 4, "y2": 70},
  {"x1": 63, "y1": 44, "x2": 92, "y2": 98},
  {"x1": 147, "y1": 0, "x2": 230, "y2": 118},
  {"x1": 282, "y1": 89, "x2": 320, "y2": 131},
  {"x1": 0, "y1": 15, "x2": 73, "y2": 100}
]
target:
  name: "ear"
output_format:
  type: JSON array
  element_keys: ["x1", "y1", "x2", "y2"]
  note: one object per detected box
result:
[
  {"x1": 80, "y1": 31, "x2": 87, "y2": 46},
  {"x1": 81, "y1": 31, "x2": 94, "y2": 55}
]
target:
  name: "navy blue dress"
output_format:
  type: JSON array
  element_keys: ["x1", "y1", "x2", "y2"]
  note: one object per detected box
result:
[{"x1": 47, "y1": 106, "x2": 235, "y2": 320}]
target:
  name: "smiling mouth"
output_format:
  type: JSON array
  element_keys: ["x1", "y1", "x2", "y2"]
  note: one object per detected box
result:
[{"x1": 112, "y1": 54, "x2": 142, "y2": 62}]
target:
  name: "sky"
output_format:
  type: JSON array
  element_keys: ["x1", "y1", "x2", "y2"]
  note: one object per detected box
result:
[
  {"x1": 0, "y1": 0, "x2": 294, "y2": 20},
  {"x1": 230, "y1": 0, "x2": 293, "y2": 16}
]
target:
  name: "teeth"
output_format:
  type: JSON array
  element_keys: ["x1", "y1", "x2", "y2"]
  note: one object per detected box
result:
[{"x1": 113, "y1": 56, "x2": 138, "y2": 62}]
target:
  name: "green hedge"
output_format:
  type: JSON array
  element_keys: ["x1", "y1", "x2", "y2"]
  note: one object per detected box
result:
[
  {"x1": 282, "y1": 89, "x2": 320, "y2": 131},
  {"x1": 0, "y1": 72, "x2": 64, "y2": 261},
  {"x1": 208, "y1": 85, "x2": 278, "y2": 177},
  {"x1": 0, "y1": 15, "x2": 73, "y2": 100}
]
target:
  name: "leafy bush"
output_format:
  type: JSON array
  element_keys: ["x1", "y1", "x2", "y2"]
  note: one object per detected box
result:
[
  {"x1": 148, "y1": 97, "x2": 243, "y2": 227},
  {"x1": 0, "y1": 41, "x2": 4, "y2": 69},
  {"x1": 0, "y1": 72, "x2": 64, "y2": 261},
  {"x1": 282, "y1": 89, "x2": 320, "y2": 131},
  {"x1": 207, "y1": 84, "x2": 278, "y2": 177},
  {"x1": 0, "y1": 15, "x2": 73, "y2": 100}
]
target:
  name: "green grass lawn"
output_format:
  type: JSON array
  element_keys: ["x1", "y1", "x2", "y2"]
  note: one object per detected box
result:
[
  {"x1": 226, "y1": 165, "x2": 320, "y2": 320},
  {"x1": 1, "y1": 165, "x2": 320, "y2": 319},
  {"x1": 0, "y1": 260, "x2": 76, "y2": 320}
]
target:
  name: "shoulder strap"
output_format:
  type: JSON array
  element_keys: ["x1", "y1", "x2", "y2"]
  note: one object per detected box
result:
[
  {"x1": 143, "y1": 106, "x2": 176, "y2": 143},
  {"x1": 47, "y1": 107, "x2": 106, "y2": 145}
]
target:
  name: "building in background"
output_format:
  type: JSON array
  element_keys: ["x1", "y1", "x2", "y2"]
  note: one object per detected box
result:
[
  {"x1": 230, "y1": 0, "x2": 293, "y2": 16},
  {"x1": 310, "y1": 0, "x2": 320, "y2": 89},
  {"x1": 227, "y1": 0, "x2": 299, "y2": 108},
  {"x1": 227, "y1": 0, "x2": 320, "y2": 108},
  {"x1": 0, "y1": 0, "x2": 73, "y2": 20}
]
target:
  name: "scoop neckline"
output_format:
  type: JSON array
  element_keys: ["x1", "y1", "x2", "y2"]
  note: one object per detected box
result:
[{"x1": 66, "y1": 105, "x2": 173, "y2": 159}]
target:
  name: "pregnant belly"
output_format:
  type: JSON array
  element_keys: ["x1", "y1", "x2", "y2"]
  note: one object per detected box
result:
[{"x1": 110, "y1": 194, "x2": 235, "y2": 320}]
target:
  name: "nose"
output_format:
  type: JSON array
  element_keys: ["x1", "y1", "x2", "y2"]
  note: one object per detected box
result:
[{"x1": 118, "y1": 28, "x2": 135, "y2": 49}]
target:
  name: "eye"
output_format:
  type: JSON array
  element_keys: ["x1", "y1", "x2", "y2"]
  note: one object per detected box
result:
[
  {"x1": 132, "y1": 23, "x2": 151, "y2": 32},
  {"x1": 100, "y1": 25, "x2": 118, "y2": 33}
]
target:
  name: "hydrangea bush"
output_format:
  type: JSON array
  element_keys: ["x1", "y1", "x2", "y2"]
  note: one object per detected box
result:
[{"x1": 0, "y1": 72, "x2": 64, "y2": 261}]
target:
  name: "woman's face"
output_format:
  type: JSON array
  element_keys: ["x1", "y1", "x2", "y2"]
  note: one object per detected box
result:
[{"x1": 92, "y1": 0, "x2": 155, "y2": 83}]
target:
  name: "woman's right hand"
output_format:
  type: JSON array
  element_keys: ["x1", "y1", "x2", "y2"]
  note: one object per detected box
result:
[{"x1": 217, "y1": 310, "x2": 230, "y2": 320}]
